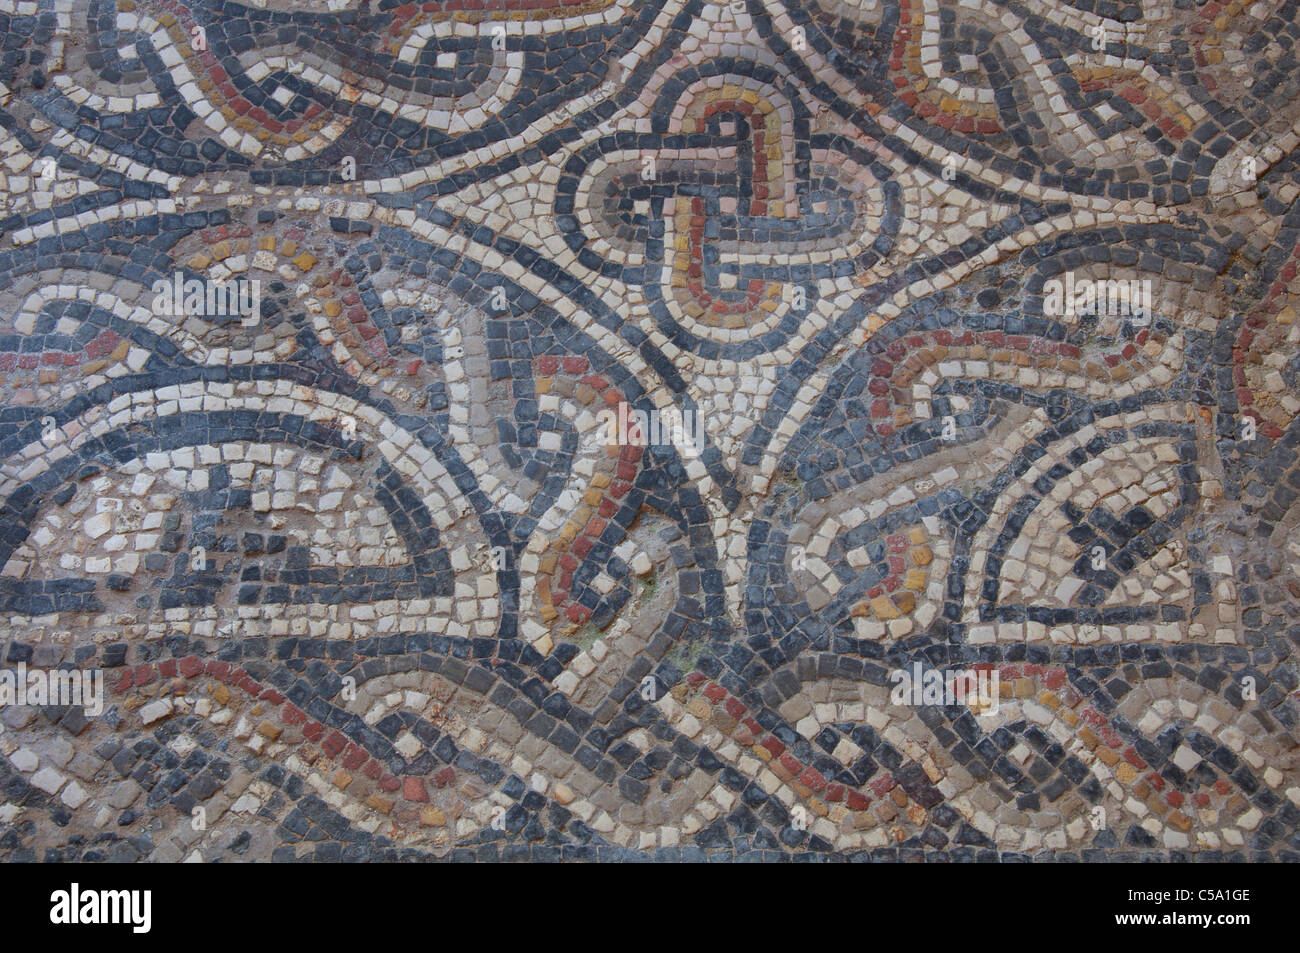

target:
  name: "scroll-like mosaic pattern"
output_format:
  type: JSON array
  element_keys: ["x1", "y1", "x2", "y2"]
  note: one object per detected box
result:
[{"x1": 0, "y1": 0, "x2": 1298, "y2": 862}]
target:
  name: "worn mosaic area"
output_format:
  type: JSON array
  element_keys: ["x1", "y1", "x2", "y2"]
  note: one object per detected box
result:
[{"x1": 0, "y1": 0, "x2": 1299, "y2": 864}]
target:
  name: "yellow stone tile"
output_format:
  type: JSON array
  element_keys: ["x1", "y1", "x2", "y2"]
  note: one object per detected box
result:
[
  {"x1": 365, "y1": 794, "x2": 393, "y2": 815},
  {"x1": 686, "y1": 697, "x2": 711, "y2": 720},
  {"x1": 869, "y1": 595, "x2": 901, "y2": 620},
  {"x1": 420, "y1": 807, "x2": 446, "y2": 826}
]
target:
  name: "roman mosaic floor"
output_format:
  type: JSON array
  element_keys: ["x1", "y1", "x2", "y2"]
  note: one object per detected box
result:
[{"x1": 0, "y1": 0, "x2": 1298, "y2": 863}]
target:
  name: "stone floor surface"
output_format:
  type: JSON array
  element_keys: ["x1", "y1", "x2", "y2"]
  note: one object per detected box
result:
[{"x1": 0, "y1": 0, "x2": 1298, "y2": 862}]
